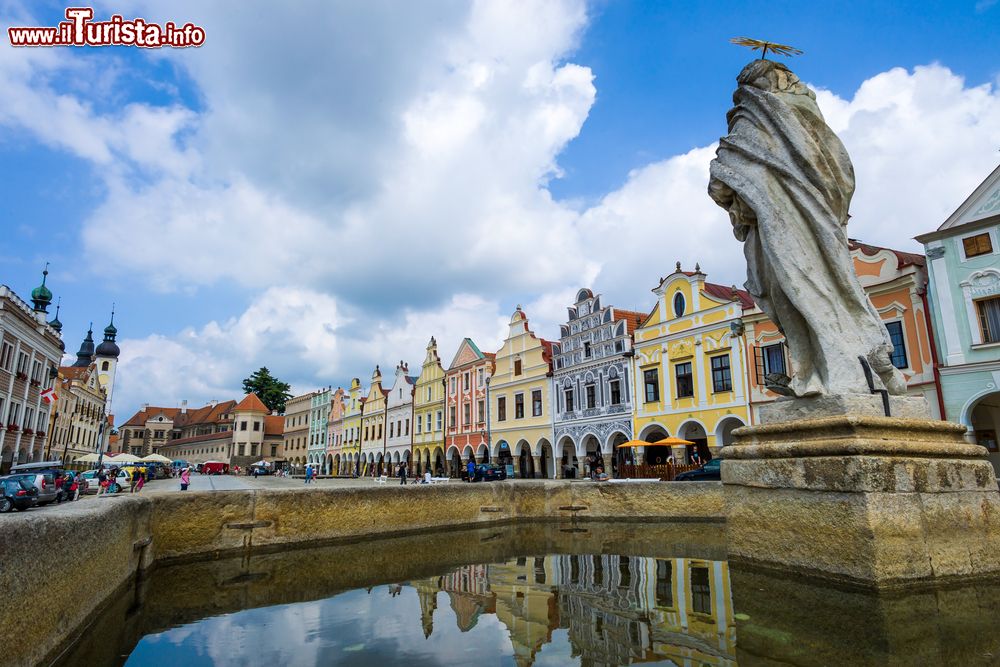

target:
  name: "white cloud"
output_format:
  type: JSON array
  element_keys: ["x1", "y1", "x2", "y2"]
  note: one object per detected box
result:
[{"x1": 114, "y1": 287, "x2": 341, "y2": 413}]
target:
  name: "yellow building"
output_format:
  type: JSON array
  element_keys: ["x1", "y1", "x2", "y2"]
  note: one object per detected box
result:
[
  {"x1": 360, "y1": 366, "x2": 388, "y2": 475},
  {"x1": 488, "y1": 307, "x2": 557, "y2": 478},
  {"x1": 412, "y1": 336, "x2": 446, "y2": 477},
  {"x1": 632, "y1": 264, "x2": 753, "y2": 463},
  {"x1": 337, "y1": 378, "x2": 363, "y2": 475}
]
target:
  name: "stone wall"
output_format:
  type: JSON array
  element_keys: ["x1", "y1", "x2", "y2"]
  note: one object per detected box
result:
[{"x1": 2, "y1": 480, "x2": 723, "y2": 667}]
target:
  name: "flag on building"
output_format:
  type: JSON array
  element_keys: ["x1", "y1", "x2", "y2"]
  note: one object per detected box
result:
[{"x1": 41, "y1": 387, "x2": 57, "y2": 404}]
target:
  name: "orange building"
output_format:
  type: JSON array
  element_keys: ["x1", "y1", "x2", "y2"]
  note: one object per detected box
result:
[
  {"x1": 443, "y1": 338, "x2": 495, "y2": 477},
  {"x1": 742, "y1": 239, "x2": 942, "y2": 420}
]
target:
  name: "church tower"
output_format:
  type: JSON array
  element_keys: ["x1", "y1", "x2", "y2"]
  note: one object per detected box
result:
[{"x1": 94, "y1": 308, "x2": 121, "y2": 411}]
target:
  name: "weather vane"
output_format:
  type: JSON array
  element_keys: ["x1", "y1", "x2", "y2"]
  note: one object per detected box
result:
[{"x1": 730, "y1": 37, "x2": 803, "y2": 60}]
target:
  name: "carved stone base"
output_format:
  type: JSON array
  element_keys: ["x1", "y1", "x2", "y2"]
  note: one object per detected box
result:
[
  {"x1": 758, "y1": 394, "x2": 930, "y2": 424},
  {"x1": 722, "y1": 415, "x2": 1000, "y2": 587}
]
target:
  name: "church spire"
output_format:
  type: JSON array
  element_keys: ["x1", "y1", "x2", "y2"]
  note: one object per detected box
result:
[
  {"x1": 72, "y1": 324, "x2": 95, "y2": 367},
  {"x1": 96, "y1": 305, "x2": 121, "y2": 359},
  {"x1": 31, "y1": 263, "x2": 53, "y2": 313}
]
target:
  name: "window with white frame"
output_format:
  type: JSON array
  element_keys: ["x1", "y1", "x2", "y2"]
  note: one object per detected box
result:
[{"x1": 884, "y1": 321, "x2": 909, "y2": 369}]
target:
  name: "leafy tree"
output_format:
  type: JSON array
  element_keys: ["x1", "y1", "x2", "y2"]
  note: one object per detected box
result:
[{"x1": 242, "y1": 367, "x2": 292, "y2": 414}]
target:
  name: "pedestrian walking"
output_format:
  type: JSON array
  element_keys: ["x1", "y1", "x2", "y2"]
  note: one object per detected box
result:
[
  {"x1": 398, "y1": 462, "x2": 407, "y2": 486},
  {"x1": 467, "y1": 459, "x2": 475, "y2": 483},
  {"x1": 129, "y1": 469, "x2": 139, "y2": 493},
  {"x1": 135, "y1": 468, "x2": 146, "y2": 493},
  {"x1": 97, "y1": 468, "x2": 108, "y2": 496},
  {"x1": 304, "y1": 464, "x2": 312, "y2": 484},
  {"x1": 54, "y1": 473, "x2": 65, "y2": 503},
  {"x1": 70, "y1": 474, "x2": 82, "y2": 500},
  {"x1": 180, "y1": 467, "x2": 190, "y2": 491}
]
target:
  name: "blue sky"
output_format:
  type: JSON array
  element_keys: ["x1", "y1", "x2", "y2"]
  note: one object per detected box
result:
[{"x1": 1, "y1": 0, "x2": 998, "y2": 422}]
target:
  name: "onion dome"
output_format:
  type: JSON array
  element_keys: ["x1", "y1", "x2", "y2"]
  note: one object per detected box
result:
[
  {"x1": 72, "y1": 325, "x2": 96, "y2": 367},
  {"x1": 95, "y1": 307, "x2": 120, "y2": 358},
  {"x1": 48, "y1": 298, "x2": 63, "y2": 333},
  {"x1": 31, "y1": 265, "x2": 52, "y2": 313}
]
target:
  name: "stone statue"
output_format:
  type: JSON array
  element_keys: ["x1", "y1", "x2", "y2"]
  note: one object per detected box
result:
[{"x1": 708, "y1": 59, "x2": 905, "y2": 398}]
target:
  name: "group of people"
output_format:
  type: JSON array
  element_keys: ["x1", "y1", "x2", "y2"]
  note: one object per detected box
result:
[{"x1": 53, "y1": 471, "x2": 83, "y2": 502}]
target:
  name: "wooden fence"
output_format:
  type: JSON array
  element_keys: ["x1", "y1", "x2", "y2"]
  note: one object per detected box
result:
[{"x1": 616, "y1": 462, "x2": 703, "y2": 481}]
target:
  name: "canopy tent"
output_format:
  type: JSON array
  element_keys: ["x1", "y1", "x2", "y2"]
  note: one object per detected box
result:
[
  {"x1": 251, "y1": 460, "x2": 272, "y2": 467},
  {"x1": 142, "y1": 453, "x2": 172, "y2": 464},
  {"x1": 651, "y1": 436, "x2": 695, "y2": 446},
  {"x1": 74, "y1": 453, "x2": 101, "y2": 463}
]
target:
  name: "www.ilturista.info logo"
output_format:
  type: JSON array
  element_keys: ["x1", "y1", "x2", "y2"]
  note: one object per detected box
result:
[{"x1": 8, "y1": 7, "x2": 205, "y2": 48}]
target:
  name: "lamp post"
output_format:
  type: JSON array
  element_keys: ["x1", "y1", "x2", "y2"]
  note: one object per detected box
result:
[{"x1": 94, "y1": 405, "x2": 107, "y2": 471}]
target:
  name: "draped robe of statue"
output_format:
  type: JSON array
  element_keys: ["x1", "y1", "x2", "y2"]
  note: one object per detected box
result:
[{"x1": 708, "y1": 59, "x2": 905, "y2": 397}]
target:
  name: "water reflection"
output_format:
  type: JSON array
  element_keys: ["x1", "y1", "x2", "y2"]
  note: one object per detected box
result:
[
  {"x1": 410, "y1": 555, "x2": 736, "y2": 666},
  {"x1": 54, "y1": 520, "x2": 1000, "y2": 667},
  {"x1": 125, "y1": 554, "x2": 734, "y2": 667}
]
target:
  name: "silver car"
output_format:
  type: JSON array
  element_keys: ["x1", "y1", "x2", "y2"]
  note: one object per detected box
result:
[{"x1": 2, "y1": 472, "x2": 58, "y2": 505}]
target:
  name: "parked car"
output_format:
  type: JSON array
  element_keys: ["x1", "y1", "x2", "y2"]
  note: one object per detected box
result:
[
  {"x1": 0, "y1": 477, "x2": 38, "y2": 512},
  {"x1": 78, "y1": 469, "x2": 132, "y2": 494},
  {"x1": 4, "y1": 472, "x2": 58, "y2": 505},
  {"x1": 674, "y1": 458, "x2": 721, "y2": 481},
  {"x1": 471, "y1": 463, "x2": 507, "y2": 482}
]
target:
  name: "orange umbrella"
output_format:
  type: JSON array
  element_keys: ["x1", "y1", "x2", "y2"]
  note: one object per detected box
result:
[
  {"x1": 615, "y1": 440, "x2": 650, "y2": 449},
  {"x1": 651, "y1": 436, "x2": 695, "y2": 446}
]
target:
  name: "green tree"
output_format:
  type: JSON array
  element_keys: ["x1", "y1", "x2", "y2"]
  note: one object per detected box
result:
[{"x1": 242, "y1": 367, "x2": 292, "y2": 414}]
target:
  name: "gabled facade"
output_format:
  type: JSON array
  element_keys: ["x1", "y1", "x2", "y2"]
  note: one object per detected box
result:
[
  {"x1": 553, "y1": 289, "x2": 643, "y2": 479},
  {"x1": 282, "y1": 393, "x2": 312, "y2": 470},
  {"x1": 489, "y1": 307, "x2": 558, "y2": 478},
  {"x1": 412, "y1": 337, "x2": 446, "y2": 478},
  {"x1": 308, "y1": 387, "x2": 331, "y2": 473},
  {"x1": 50, "y1": 363, "x2": 107, "y2": 468},
  {"x1": 360, "y1": 366, "x2": 389, "y2": 475},
  {"x1": 338, "y1": 378, "x2": 363, "y2": 475},
  {"x1": 917, "y1": 163, "x2": 1000, "y2": 470},
  {"x1": 325, "y1": 387, "x2": 346, "y2": 474},
  {"x1": 444, "y1": 338, "x2": 494, "y2": 477},
  {"x1": 385, "y1": 361, "x2": 416, "y2": 472},
  {"x1": 632, "y1": 265, "x2": 753, "y2": 463}
]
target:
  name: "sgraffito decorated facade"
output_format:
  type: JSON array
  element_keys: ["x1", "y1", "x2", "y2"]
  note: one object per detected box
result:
[{"x1": 553, "y1": 289, "x2": 643, "y2": 479}]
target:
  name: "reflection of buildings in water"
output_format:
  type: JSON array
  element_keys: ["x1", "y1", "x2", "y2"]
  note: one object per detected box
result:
[
  {"x1": 441, "y1": 564, "x2": 496, "y2": 631},
  {"x1": 408, "y1": 556, "x2": 735, "y2": 667},
  {"x1": 554, "y1": 555, "x2": 736, "y2": 667}
]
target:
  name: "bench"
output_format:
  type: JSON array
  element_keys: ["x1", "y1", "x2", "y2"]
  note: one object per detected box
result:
[
  {"x1": 429, "y1": 477, "x2": 451, "y2": 484},
  {"x1": 374, "y1": 475, "x2": 388, "y2": 485}
]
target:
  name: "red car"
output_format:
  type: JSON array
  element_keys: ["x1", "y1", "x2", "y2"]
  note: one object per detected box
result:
[{"x1": 201, "y1": 461, "x2": 229, "y2": 475}]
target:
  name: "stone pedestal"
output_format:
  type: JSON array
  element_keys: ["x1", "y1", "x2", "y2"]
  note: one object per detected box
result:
[{"x1": 722, "y1": 412, "x2": 1000, "y2": 587}]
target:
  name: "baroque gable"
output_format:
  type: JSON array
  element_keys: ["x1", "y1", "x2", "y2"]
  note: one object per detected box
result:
[{"x1": 940, "y1": 163, "x2": 1000, "y2": 230}]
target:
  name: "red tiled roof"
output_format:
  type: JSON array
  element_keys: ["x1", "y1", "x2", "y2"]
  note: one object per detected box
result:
[
  {"x1": 234, "y1": 393, "x2": 269, "y2": 413},
  {"x1": 160, "y1": 430, "x2": 231, "y2": 447},
  {"x1": 264, "y1": 415, "x2": 284, "y2": 435},
  {"x1": 703, "y1": 282, "x2": 755, "y2": 309},
  {"x1": 612, "y1": 309, "x2": 646, "y2": 334},
  {"x1": 59, "y1": 366, "x2": 91, "y2": 380},
  {"x1": 122, "y1": 406, "x2": 182, "y2": 428},
  {"x1": 848, "y1": 238, "x2": 925, "y2": 269}
]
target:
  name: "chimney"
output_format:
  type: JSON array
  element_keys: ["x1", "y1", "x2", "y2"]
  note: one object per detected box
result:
[
  {"x1": 142, "y1": 403, "x2": 149, "y2": 411},
  {"x1": 181, "y1": 399, "x2": 188, "y2": 414}
]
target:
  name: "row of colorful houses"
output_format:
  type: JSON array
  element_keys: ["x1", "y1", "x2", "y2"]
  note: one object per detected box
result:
[
  {"x1": 316, "y1": 162, "x2": 1000, "y2": 479},
  {"x1": 292, "y1": 233, "x2": 939, "y2": 479}
]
